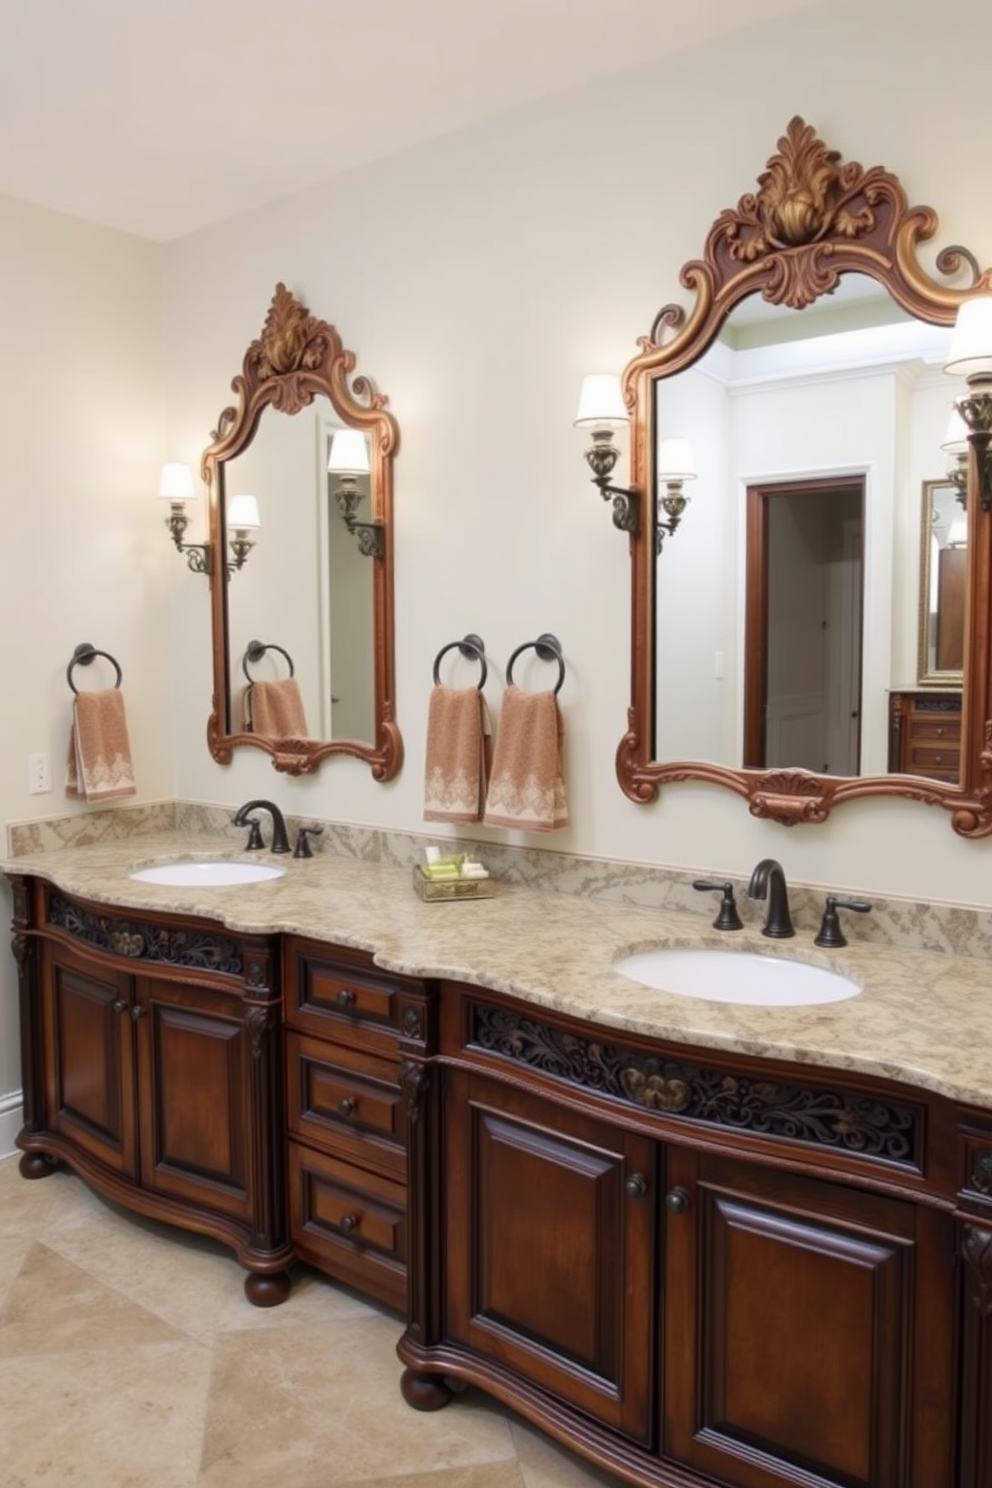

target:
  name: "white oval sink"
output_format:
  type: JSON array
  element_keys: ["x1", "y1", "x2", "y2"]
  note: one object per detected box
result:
[
  {"x1": 128, "y1": 861, "x2": 286, "y2": 887},
  {"x1": 614, "y1": 947, "x2": 860, "y2": 1007}
]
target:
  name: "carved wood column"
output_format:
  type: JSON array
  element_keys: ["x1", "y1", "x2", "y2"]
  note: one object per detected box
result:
[{"x1": 959, "y1": 1220, "x2": 992, "y2": 1488}]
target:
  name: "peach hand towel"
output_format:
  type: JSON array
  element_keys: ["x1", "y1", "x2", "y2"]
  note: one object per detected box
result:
[
  {"x1": 483, "y1": 686, "x2": 568, "y2": 832},
  {"x1": 424, "y1": 685, "x2": 492, "y2": 823},
  {"x1": 65, "y1": 689, "x2": 136, "y2": 802},
  {"x1": 246, "y1": 678, "x2": 309, "y2": 739}
]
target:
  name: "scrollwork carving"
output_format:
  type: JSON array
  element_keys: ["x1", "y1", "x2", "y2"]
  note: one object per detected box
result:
[
  {"x1": 399, "y1": 1061, "x2": 429, "y2": 1123},
  {"x1": 48, "y1": 894, "x2": 244, "y2": 978},
  {"x1": 962, "y1": 1224, "x2": 992, "y2": 1315}
]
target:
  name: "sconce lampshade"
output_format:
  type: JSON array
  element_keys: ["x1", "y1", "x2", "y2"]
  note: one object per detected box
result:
[
  {"x1": 158, "y1": 461, "x2": 195, "y2": 501},
  {"x1": 656, "y1": 437, "x2": 697, "y2": 482},
  {"x1": 941, "y1": 404, "x2": 970, "y2": 456},
  {"x1": 945, "y1": 297, "x2": 992, "y2": 379},
  {"x1": 328, "y1": 429, "x2": 371, "y2": 475},
  {"x1": 227, "y1": 494, "x2": 261, "y2": 530},
  {"x1": 574, "y1": 374, "x2": 628, "y2": 429},
  {"x1": 947, "y1": 513, "x2": 968, "y2": 548}
]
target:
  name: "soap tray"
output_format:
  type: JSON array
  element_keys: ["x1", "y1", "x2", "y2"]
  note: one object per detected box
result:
[{"x1": 413, "y1": 865, "x2": 494, "y2": 903}]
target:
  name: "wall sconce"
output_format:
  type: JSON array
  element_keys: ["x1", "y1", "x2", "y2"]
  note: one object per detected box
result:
[
  {"x1": 655, "y1": 437, "x2": 697, "y2": 549},
  {"x1": 158, "y1": 461, "x2": 211, "y2": 574},
  {"x1": 941, "y1": 404, "x2": 970, "y2": 504},
  {"x1": 574, "y1": 374, "x2": 640, "y2": 536},
  {"x1": 226, "y1": 494, "x2": 261, "y2": 572},
  {"x1": 327, "y1": 429, "x2": 384, "y2": 559},
  {"x1": 945, "y1": 296, "x2": 992, "y2": 511}
]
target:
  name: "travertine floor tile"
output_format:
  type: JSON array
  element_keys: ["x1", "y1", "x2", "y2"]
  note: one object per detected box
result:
[
  {"x1": 199, "y1": 1315, "x2": 515, "y2": 1488},
  {"x1": 329, "y1": 1464, "x2": 526, "y2": 1488},
  {"x1": 510, "y1": 1415, "x2": 626, "y2": 1488},
  {"x1": 0, "y1": 1232, "x2": 34, "y2": 1313}
]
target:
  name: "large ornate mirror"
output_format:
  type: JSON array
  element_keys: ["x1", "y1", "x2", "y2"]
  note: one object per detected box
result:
[
  {"x1": 616, "y1": 118, "x2": 992, "y2": 835},
  {"x1": 203, "y1": 284, "x2": 402, "y2": 778}
]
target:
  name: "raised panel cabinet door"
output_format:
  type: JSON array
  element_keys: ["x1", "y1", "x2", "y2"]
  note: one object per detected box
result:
[
  {"x1": 41, "y1": 941, "x2": 137, "y2": 1177},
  {"x1": 445, "y1": 1068, "x2": 655, "y2": 1442},
  {"x1": 132, "y1": 975, "x2": 252, "y2": 1220},
  {"x1": 663, "y1": 1149, "x2": 953, "y2": 1488}
]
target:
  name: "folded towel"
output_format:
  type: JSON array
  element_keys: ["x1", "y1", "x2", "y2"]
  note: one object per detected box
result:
[
  {"x1": 483, "y1": 686, "x2": 568, "y2": 832},
  {"x1": 424, "y1": 685, "x2": 492, "y2": 823},
  {"x1": 65, "y1": 689, "x2": 136, "y2": 802},
  {"x1": 246, "y1": 678, "x2": 309, "y2": 739}
]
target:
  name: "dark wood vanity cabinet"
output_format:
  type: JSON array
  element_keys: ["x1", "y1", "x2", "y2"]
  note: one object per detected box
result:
[
  {"x1": 283, "y1": 936, "x2": 431, "y2": 1311},
  {"x1": 10, "y1": 878, "x2": 291, "y2": 1305},
  {"x1": 888, "y1": 690, "x2": 962, "y2": 783},
  {"x1": 400, "y1": 982, "x2": 962, "y2": 1488}
]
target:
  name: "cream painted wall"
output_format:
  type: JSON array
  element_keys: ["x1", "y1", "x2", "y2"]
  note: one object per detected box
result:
[
  {"x1": 160, "y1": 0, "x2": 992, "y2": 911},
  {"x1": 0, "y1": 196, "x2": 170, "y2": 1099}
]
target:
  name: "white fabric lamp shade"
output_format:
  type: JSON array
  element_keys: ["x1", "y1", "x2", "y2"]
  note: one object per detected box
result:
[
  {"x1": 328, "y1": 428, "x2": 371, "y2": 474},
  {"x1": 574, "y1": 374, "x2": 628, "y2": 429},
  {"x1": 227, "y1": 494, "x2": 261, "y2": 530},
  {"x1": 158, "y1": 461, "x2": 196, "y2": 501},
  {"x1": 945, "y1": 297, "x2": 992, "y2": 379},
  {"x1": 948, "y1": 513, "x2": 968, "y2": 548},
  {"x1": 656, "y1": 437, "x2": 697, "y2": 481},
  {"x1": 941, "y1": 404, "x2": 970, "y2": 455}
]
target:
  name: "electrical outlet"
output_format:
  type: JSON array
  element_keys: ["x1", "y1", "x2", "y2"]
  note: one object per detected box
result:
[{"x1": 28, "y1": 752, "x2": 51, "y2": 794}]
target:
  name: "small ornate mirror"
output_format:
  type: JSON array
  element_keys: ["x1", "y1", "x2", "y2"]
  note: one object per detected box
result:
[
  {"x1": 918, "y1": 477, "x2": 966, "y2": 686},
  {"x1": 203, "y1": 284, "x2": 402, "y2": 778}
]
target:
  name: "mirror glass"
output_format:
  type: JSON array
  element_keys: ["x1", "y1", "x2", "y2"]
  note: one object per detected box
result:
[
  {"x1": 204, "y1": 283, "x2": 401, "y2": 779},
  {"x1": 918, "y1": 477, "x2": 966, "y2": 685}
]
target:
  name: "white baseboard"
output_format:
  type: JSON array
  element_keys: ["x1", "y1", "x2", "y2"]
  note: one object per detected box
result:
[{"x1": 0, "y1": 1091, "x2": 23, "y2": 1159}]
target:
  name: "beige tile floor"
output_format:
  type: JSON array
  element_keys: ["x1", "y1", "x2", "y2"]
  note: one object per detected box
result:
[{"x1": 0, "y1": 1155, "x2": 624, "y2": 1488}]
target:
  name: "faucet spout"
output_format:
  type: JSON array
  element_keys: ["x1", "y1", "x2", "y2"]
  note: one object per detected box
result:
[
  {"x1": 747, "y1": 858, "x2": 795, "y2": 939},
  {"x1": 233, "y1": 799, "x2": 290, "y2": 854}
]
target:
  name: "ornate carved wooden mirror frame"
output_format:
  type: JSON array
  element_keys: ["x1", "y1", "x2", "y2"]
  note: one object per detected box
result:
[
  {"x1": 618, "y1": 117, "x2": 992, "y2": 836},
  {"x1": 203, "y1": 283, "x2": 402, "y2": 778}
]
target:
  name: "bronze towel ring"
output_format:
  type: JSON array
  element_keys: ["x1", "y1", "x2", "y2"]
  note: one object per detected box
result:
[
  {"x1": 505, "y1": 633, "x2": 565, "y2": 695},
  {"x1": 67, "y1": 643, "x2": 122, "y2": 694},
  {"x1": 432, "y1": 633, "x2": 487, "y2": 690},
  {"x1": 242, "y1": 640, "x2": 295, "y2": 682}
]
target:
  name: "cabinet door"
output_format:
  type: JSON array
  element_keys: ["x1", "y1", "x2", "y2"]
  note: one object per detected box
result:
[
  {"x1": 41, "y1": 941, "x2": 137, "y2": 1177},
  {"x1": 663, "y1": 1149, "x2": 953, "y2": 1488},
  {"x1": 132, "y1": 975, "x2": 252, "y2": 1220},
  {"x1": 445, "y1": 1068, "x2": 655, "y2": 1443}
]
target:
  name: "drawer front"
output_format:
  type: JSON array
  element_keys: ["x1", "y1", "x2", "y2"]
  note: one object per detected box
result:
[
  {"x1": 909, "y1": 717, "x2": 961, "y2": 744},
  {"x1": 288, "y1": 1141, "x2": 407, "y2": 1310},
  {"x1": 285, "y1": 939, "x2": 429, "y2": 1054},
  {"x1": 907, "y1": 743, "x2": 959, "y2": 779},
  {"x1": 286, "y1": 1031, "x2": 406, "y2": 1181}
]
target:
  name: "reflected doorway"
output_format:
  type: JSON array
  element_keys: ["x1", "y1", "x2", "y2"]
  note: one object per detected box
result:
[{"x1": 744, "y1": 476, "x2": 864, "y2": 776}]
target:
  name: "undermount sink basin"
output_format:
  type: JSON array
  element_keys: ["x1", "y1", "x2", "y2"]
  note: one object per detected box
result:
[
  {"x1": 614, "y1": 946, "x2": 861, "y2": 1007},
  {"x1": 128, "y1": 861, "x2": 287, "y2": 887}
]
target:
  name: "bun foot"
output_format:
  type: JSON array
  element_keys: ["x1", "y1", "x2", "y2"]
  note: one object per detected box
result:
[
  {"x1": 19, "y1": 1152, "x2": 55, "y2": 1180},
  {"x1": 243, "y1": 1270, "x2": 291, "y2": 1307},
  {"x1": 401, "y1": 1367, "x2": 453, "y2": 1411}
]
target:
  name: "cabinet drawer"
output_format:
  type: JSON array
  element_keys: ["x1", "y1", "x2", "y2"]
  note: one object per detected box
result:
[
  {"x1": 285, "y1": 938, "x2": 429, "y2": 1055},
  {"x1": 288, "y1": 1140, "x2": 407, "y2": 1310},
  {"x1": 907, "y1": 744, "x2": 959, "y2": 778},
  {"x1": 286, "y1": 1031, "x2": 406, "y2": 1180},
  {"x1": 909, "y1": 717, "x2": 961, "y2": 743}
]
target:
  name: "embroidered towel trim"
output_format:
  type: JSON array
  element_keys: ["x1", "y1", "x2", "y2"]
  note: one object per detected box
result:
[
  {"x1": 65, "y1": 688, "x2": 136, "y2": 802},
  {"x1": 424, "y1": 685, "x2": 492, "y2": 823},
  {"x1": 483, "y1": 686, "x2": 568, "y2": 832},
  {"x1": 245, "y1": 678, "x2": 309, "y2": 739}
]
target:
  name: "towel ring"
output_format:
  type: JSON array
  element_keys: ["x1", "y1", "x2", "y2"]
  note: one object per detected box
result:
[
  {"x1": 67, "y1": 643, "x2": 122, "y2": 694},
  {"x1": 432, "y1": 633, "x2": 487, "y2": 690},
  {"x1": 242, "y1": 640, "x2": 295, "y2": 682},
  {"x1": 505, "y1": 633, "x2": 565, "y2": 695}
]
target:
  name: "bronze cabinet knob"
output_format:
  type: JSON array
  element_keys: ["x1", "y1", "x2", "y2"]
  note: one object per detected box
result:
[
  {"x1": 665, "y1": 1185, "x2": 691, "y2": 1215},
  {"x1": 338, "y1": 1097, "x2": 357, "y2": 1118},
  {"x1": 131, "y1": 1005, "x2": 147, "y2": 1020},
  {"x1": 335, "y1": 988, "x2": 355, "y2": 1009},
  {"x1": 339, "y1": 1213, "x2": 359, "y2": 1234},
  {"x1": 625, "y1": 1173, "x2": 648, "y2": 1200},
  {"x1": 112, "y1": 999, "x2": 128, "y2": 1014}
]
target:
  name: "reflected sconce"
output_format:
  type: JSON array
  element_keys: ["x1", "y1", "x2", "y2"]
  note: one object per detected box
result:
[
  {"x1": 940, "y1": 405, "x2": 970, "y2": 504},
  {"x1": 945, "y1": 296, "x2": 992, "y2": 511},
  {"x1": 947, "y1": 511, "x2": 968, "y2": 548},
  {"x1": 574, "y1": 374, "x2": 640, "y2": 536},
  {"x1": 328, "y1": 428, "x2": 383, "y2": 559},
  {"x1": 158, "y1": 461, "x2": 211, "y2": 574},
  {"x1": 655, "y1": 437, "x2": 697, "y2": 549},
  {"x1": 226, "y1": 494, "x2": 260, "y2": 572}
]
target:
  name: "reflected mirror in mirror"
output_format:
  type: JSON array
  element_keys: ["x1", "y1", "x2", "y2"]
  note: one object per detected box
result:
[
  {"x1": 651, "y1": 282, "x2": 954, "y2": 780},
  {"x1": 919, "y1": 477, "x2": 966, "y2": 684}
]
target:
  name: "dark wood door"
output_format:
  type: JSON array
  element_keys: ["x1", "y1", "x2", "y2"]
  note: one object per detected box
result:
[
  {"x1": 41, "y1": 941, "x2": 137, "y2": 1177},
  {"x1": 132, "y1": 975, "x2": 251, "y2": 1219},
  {"x1": 445, "y1": 1068, "x2": 655, "y2": 1442},
  {"x1": 662, "y1": 1148, "x2": 954, "y2": 1488}
]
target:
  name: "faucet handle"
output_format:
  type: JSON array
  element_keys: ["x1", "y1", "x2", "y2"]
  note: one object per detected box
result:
[
  {"x1": 692, "y1": 879, "x2": 744, "y2": 931},
  {"x1": 293, "y1": 825, "x2": 324, "y2": 860},
  {"x1": 814, "y1": 896, "x2": 872, "y2": 949},
  {"x1": 241, "y1": 817, "x2": 264, "y2": 851}
]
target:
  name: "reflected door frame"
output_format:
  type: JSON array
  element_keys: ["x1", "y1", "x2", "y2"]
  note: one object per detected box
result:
[{"x1": 743, "y1": 475, "x2": 865, "y2": 773}]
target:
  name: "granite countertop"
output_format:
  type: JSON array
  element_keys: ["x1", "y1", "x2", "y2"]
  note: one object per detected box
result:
[{"x1": 4, "y1": 831, "x2": 992, "y2": 1108}]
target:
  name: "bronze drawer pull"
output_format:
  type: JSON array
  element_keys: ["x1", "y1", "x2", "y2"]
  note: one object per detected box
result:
[
  {"x1": 625, "y1": 1173, "x2": 648, "y2": 1200},
  {"x1": 338, "y1": 1098, "x2": 357, "y2": 1118},
  {"x1": 113, "y1": 999, "x2": 128, "y2": 1014},
  {"x1": 335, "y1": 988, "x2": 355, "y2": 1009},
  {"x1": 131, "y1": 1005, "x2": 147, "y2": 1020},
  {"x1": 339, "y1": 1213, "x2": 359, "y2": 1234},
  {"x1": 665, "y1": 1186, "x2": 690, "y2": 1215}
]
